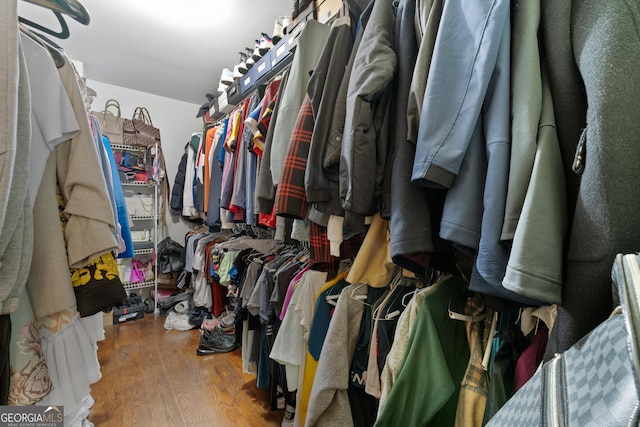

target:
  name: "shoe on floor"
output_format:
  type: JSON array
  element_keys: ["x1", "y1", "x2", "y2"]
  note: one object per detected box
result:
[
  {"x1": 219, "y1": 312, "x2": 236, "y2": 329},
  {"x1": 196, "y1": 327, "x2": 238, "y2": 355},
  {"x1": 196, "y1": 339, "x2": 238, "y2": 355},
  {"x1": 281, "y1": 405, "x2": 295, "y2": 427}
]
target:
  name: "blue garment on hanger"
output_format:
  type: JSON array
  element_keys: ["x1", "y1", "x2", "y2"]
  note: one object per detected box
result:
[
  {"x1": 102, "y1": 135, "x2": 134, "y2": 258},
  {"x1": 217, "y1": 117, "x2": 230, "y2": 167}
]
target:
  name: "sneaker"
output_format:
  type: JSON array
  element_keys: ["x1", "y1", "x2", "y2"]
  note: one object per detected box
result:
[
  {"x1": 217, "y1": 81, "x2": 230, "y2": 95},
  {"x1": 251, "y1": 39, "x2": 262, "y2": 62},
  {"x1": 243, "y1": 47, "x2": 256, "y2": 68},
  {"x1": 281, "y1": 16, "x2": 292, "y2": 30},
  {"x1": 201, "y1": 318, "x2": 220, "y2": 331},
  {"x1": 233, "y1": 64, "x2": 244, "y2": 79},
  {"x1": 281, "y1": 405, "x2": 295, "y2": 427},
  {"x1": 188, "y1": 307, "x2": 207, "y2": 327},
  {"x1": 238, "y1": 52, "x2": 249, "y2": 74},
  {"x1": 196, "y1": 327, "x2": 238, "y2": 355},
  {"x1": 259, "y1": 33, "x2": 274, "y2": 55},
  {"x1": 219, "y1": 312, "x2": 236, "y2": 329},
  {"x1": 220, "y1": 68, "x2": 234, "y2": 85},
  {"x1": 272, "y1": 19, "x2": 284, "y2": 44}
]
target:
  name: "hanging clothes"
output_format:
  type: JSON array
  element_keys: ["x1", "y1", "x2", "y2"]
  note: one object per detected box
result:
[{"x1": 375, "y1": 275, "x2": 469, "y2": 427}]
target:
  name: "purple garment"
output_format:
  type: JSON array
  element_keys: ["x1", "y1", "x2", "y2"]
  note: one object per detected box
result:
[
  {"x1": 513, "y1": 329, "x2": 548, "y2": 392},
  {"x1": 279, "y1": 265, "x2": 310, "y2": 321}
]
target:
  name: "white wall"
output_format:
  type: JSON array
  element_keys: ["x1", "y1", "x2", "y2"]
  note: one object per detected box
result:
[{"x1": 87, "y1": 79, "x2": 202, "y2": 243}]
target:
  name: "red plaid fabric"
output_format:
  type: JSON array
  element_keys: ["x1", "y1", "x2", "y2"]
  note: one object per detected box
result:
[
  {"x1": 254, "y1": 79, "x2": 282, "y2": 157},
  {"x1": 274, "y1": 95, "x2": 314, "y2": 220},
  {"x1": 309, "y1": 221, "x2": 367, "y2": 266}
]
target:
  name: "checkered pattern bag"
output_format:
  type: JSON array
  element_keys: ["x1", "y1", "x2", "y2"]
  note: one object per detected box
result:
[
  {"x1": 123, "y1": 107, "x2": 161, "y2": 147},
  {"x1": 487, "y1": 254, "x2": 640, "y2": 426}
]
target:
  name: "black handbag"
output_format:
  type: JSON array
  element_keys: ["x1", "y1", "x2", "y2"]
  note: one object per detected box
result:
[
  {"x1": 157, "y1": 237, "x2": 185, "y2": 274},
  {"x1": 487, "y1": 253, "x2": 640, "y2": 426}
]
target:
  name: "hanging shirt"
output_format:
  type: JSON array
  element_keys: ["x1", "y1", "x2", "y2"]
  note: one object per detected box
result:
[
  {"x1": 375, "y1": 275, "x2": 469, "y2": 427},
  {"x1": 20, "y1": 33, "x2": 79, "y2": 207}
]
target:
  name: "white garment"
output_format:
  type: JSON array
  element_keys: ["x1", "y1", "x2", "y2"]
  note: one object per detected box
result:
[
  {"x1": 220, "y1": 207, "x2": 234, "y2": 229},
  {"x1": 36, "y1": 312, "x2": 102, "y2": 425},
  {"x1": 8, "y1": 288, "x2": 51, "y2": 405},
  {"x1": 291, "y1": 218, "x2": 311, "y2": 242},
  {"x1": 182, "y1": 143, "x2": 197, "y2": 217},
  {"x1": 270, "y1": 270, "x2": 327, "y2": 391},
  {"x1": 294, "y1": 270, "x2": 328, "y2": 341},
  {"x1": 242, "y1": 319, "x2": 257, "y2": 375},
  {"x1": 327, "y1": 216, "x2": 344, "y2": 257},
  {"x1": 20, "y1": 33, "x2": 79, "y2": 207},
  {"x1": 275, "y1": 216, "x2": 287, "y2": 241},
  {"x1": 270, "y1": 280, "x2": 304, "y2": 392},
  {"x1": 164, "y1": 311, "x2": 193, "y2": 331},
  {"x1": 191, "y1": 233, "x2": 218, "y2": 309}
]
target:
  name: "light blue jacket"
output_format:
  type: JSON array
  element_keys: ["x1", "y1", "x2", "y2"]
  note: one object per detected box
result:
[
  {"x1": 413, "y1": 0, "x2": 543, "y2": 304},
  {"x1": 411, "y1": 0, "x2": 510, "y2": 189}
]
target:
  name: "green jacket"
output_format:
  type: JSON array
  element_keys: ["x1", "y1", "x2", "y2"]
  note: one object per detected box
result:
[{"x1": 375, "y1": 275, "x2": 469, "y2": 426}]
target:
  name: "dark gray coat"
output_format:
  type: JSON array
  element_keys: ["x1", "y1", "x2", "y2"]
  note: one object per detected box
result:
[
  {"x1": 543, "y1": 0, "x2": 640, "y2": 357},
  {"x1": 340, "y1": 0, "x2": 396, "y2": 231}
]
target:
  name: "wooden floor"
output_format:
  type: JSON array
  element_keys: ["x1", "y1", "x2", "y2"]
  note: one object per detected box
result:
[{"x1": 88, "y1": 314, "x2": 283, "y2": 427}]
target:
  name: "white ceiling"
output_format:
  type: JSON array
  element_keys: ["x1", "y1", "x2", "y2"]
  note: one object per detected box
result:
[{"x1": 17, "y1": 0, "x2": 293, "y2": 106}]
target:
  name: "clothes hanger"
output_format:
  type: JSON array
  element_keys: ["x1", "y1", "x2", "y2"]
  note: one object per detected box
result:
[
  {"x1": 19, "y1": 11, "x2": 71, "y2": 39},
  {"x1": 350, "y1": 283, "x2": 370, "y2": 305},
  {"x1": 19, "y1": 24, "x2": 65, "y2": 67},
  {"x1": 447, "y1": 295, "x2": 487, "y2": 323},
  {"x1": 482, "y1": 312, "x2": 499, "y2": 371},
  {"x1": 22, "y1": 0, "x2": 90, "y2": 25}
]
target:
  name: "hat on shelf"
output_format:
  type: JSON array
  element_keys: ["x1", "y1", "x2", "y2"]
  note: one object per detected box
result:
[
  {"x1": 196, "y1": 102, "x2": 209, "y2": 118},
  {"x1": 196, "y1": 92, "x2": 217, "y2": 118}
]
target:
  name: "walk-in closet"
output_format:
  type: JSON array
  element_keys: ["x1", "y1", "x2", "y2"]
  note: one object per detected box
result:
[{"x1": 4, "y1": 0, "x2": 640, "y2": 426}]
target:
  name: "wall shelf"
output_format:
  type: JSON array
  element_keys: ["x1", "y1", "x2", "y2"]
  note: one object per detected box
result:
[
  {"x1": 134, "y1": 248, "x2": 154, "y2": 255},
  {"x1": 121, "y1": 181, "x2": 153, "y2": 186},
  {"x1": 117, "y1": 142, "x2": 161, "y2": 309},
  {"x1": 130, "y1": 215, "x2": 157, "y2": 221},
  {"x1": 111, "y1": 144, "x2": 149, "y2": 152},
  {"x1": 123, "y1": 279, "x2": 156, "y2": 291}
]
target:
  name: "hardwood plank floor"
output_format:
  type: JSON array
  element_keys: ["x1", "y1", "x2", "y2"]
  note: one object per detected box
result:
[{"x1": 89, "y1": 314, "x2": 283, "y2": 427}]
